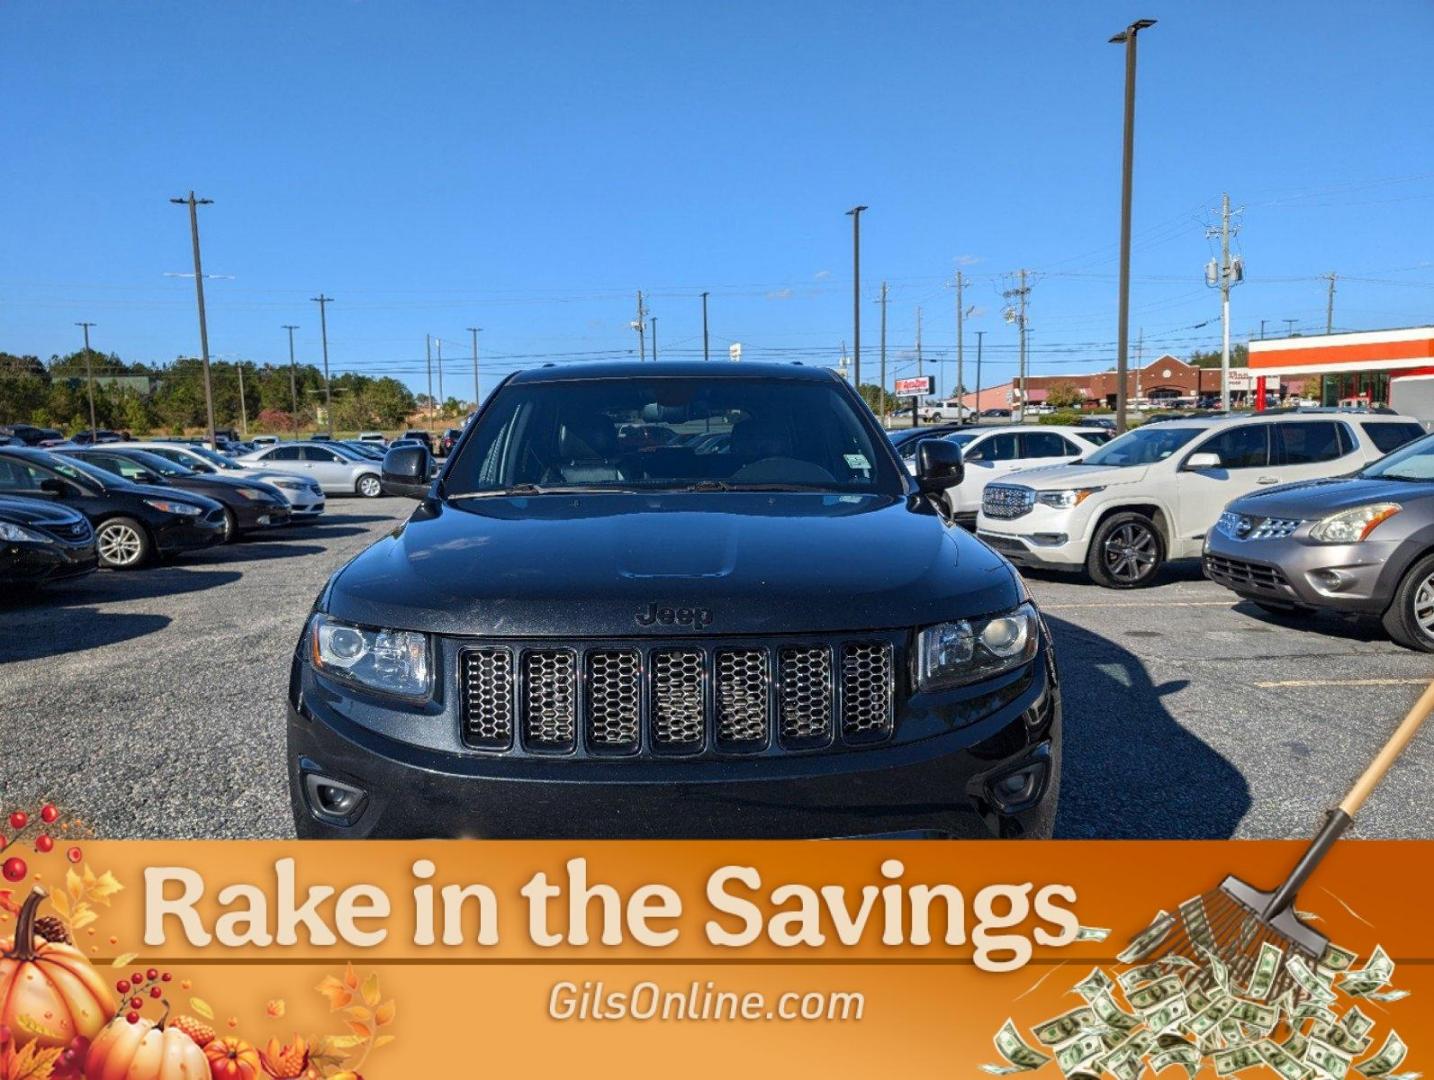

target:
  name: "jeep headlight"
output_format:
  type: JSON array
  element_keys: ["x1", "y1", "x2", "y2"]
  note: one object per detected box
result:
[
  {"x1": 1035, "y1": 487, "x2": 1102, "y2": 510},
  {"x1": 916, "y1": 602, "x2": 1039, "y2": 691},
  {"x1": 310, "y1": 614, "x2": 432, "y2": 699},
  {"x1": 1308, "y1": 503, "x2": 1401, "y2": 544}
]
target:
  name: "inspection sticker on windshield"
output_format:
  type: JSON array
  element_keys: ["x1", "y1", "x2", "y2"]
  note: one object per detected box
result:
[{"x1": 845, "y1": 453, "x2": 871, "y2": 470}]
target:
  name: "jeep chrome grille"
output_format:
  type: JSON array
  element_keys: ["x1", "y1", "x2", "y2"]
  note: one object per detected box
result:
[
  {"x1": 983, "y1": 485, "x2": 1035, "y2": 520},
  {"x1": 458, "y1": 638, "x2": 897, "y2": 756}
]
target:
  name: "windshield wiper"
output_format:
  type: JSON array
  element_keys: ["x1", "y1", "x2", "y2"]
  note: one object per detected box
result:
[{"x1": 449, "y1": 483, "x2": 640, "y2": 500}]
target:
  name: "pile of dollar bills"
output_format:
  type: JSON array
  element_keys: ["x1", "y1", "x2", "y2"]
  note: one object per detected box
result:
[{"x1": 983, "y1": 901, "x2": 1414, "y2": 1080}]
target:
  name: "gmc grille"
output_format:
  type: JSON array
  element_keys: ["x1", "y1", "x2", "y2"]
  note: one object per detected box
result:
[
  {"x1": 983, "y1": 485, "x2": 1035, "y2": 520},
  {"x1": 459, "y1": 638, "x2": 897, "y2": 757}
]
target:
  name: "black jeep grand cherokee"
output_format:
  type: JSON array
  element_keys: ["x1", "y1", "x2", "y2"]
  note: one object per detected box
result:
[{"x1": 288, "y1": 362, "x2": 1061, "y2": 839}]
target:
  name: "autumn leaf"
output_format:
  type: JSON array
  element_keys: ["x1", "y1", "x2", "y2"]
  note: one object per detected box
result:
[
  {"x1": 111, "y1": 952, "x2": 138, "y2": 968},
  {"x1": 0, "y1": 890, "x2": 20, "y2": 917},
  {"x1": 71, "y1": 908, "x2": 98, "y2": 931},
  {"x1": 190, "y1": 997, "x2": 215, "y2": 1020},
  {"x1": 265, "y1": 999, "x2": 286, "y2": 1019},
  {"x1": 65, "y1": 869, "x2": 84, "y2": 904},
  {"x1": 344, "y1": 1020, "x2": 372, "y2": 1040},
  {"x1": 47, "y1": 892, "x2": 69, "y2": 920},
  {"x1": 315, "y1": 975, "x2": 353, "y2": 1011},
  {"x1": 360, "y1": 972, "x2": 380, "y2": 1008},
  {"x1": 373, "y1": 1034, "x2": 396, "y2": 1049},
  {"x1": 3, "y1": 1041, "x2": 64, "y2": 1080},
  {"x1": 87, "y1": 869, "x2": 124, "y2": 905},
  {"x1": 342, "y1": 1006, "x2": 371, "y2": 1025},
  {"x1": 342, "y1": 963, "x2": 359, "y2": 990},
  {"x1": 319, "y1": 1035, "x2": 365, "y2": 1053},
  {"x1": 373, "y1": 1000, "x2": 395, "y2": 1027}
]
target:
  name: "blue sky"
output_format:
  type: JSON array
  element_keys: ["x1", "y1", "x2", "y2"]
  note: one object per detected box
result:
[{"x1": 3, "y1": 0, "x2": 1433, "y2": 401}]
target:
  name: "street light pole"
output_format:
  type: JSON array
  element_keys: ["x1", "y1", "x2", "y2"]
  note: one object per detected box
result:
[
  {"x1": 1109, "y1": 18, "x2": 1156, "y2": 436},
  {"x1": 170, "y1": 192, "x2": 218, "y2": 447},
  {"x1": 282, "y1": 325, "x2": 300, "y2": 426},
  {"x1": 310, "y1": 294, "x2": 334, "y2": 432},
  {"x1": 846, "y1": 206, "x2": 867, "y2": 390},
  {"x1": 701, "y1": 292, "x2": 710, "y2": 362},
  {"x1": 467, "y1": 327, "x2": 482, "y2": 411},
  {"x1": 75, "y1": 322, "x2": 98, "y2": 442}
]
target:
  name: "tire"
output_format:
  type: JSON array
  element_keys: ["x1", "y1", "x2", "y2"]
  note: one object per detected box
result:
[
  {"x1": 1085, "y1": 511, "x2": 1165, "y2": 589},
  {"x1": 356, "y1": 474, "x2": 383, "y2": 498},
  {"x1": 1381, "y1": 552, "x2": 1434, "y2": 652},
  {"x1": 220, "y1": 507, "x2": 238, "y2": 544},
  {"x1": 95, "y1": 517, "x2": 151, "y2": 570}
]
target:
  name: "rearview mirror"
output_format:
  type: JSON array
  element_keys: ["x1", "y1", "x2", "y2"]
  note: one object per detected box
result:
[
  {"x1": 382, "y1": 444, "x2": 431, "y2": 499},
  {"x1": 1185, "y1": 452, "x2": 1222, "y2": 471},
  {"x1": 916, "y1": 439, "x2": 965, "y2": 493}
]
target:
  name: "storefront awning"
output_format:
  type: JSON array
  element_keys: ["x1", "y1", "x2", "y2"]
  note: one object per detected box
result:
[{"x1": 1248, "y1": 326, "x2": 1434, "y2": 377}]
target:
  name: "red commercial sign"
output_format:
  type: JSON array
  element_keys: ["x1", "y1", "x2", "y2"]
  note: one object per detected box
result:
[{"x1": 894, "y1": 375, "x2": 935, "y2": 397}]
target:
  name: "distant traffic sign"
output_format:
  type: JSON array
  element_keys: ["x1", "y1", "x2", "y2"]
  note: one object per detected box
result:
[{"x1": 894, "y1": 375, "x2": 934, "y2": 397}]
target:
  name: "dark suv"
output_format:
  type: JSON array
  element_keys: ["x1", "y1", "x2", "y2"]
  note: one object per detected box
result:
[{"x1": 288, "y1": 363, "x2": 1061, "y2": 839}]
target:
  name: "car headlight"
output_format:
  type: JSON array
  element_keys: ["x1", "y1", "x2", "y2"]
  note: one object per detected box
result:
[
  {"x1": 1035, "y1": 487, "x2": 1103, "y2": 510},
  {"x1": 1308, "y1": 503, "x2": 1401, "y2": 544},
  {"x1": 1216, "y1": 510, "x2": 1242, "y2": 538},
  {"x1": 232, "y1": 486, "x2": 266, "y2": 500},
  {"x1": 916, "y1": 602, "x2": 1039, "y2": 691},
  {"x1": 143, "y1": 498, "x2": 203, "y2": 517},
  {"x1": 310, "y1": 614, "x2": 432, "y2": 699},
  {"x1": 271, "y1": 478, "x2": 304, "y2": 490},
  {"x1": 0, "y1": 521, "x2": 52, "y2": 544}
]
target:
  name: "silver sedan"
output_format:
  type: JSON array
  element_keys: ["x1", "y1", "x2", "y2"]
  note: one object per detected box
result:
[{"x1": 236, "y1": 442, "x2": 385, "y2": 497}]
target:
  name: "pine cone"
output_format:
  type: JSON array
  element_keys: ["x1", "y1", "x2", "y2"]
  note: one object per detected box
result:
[{"x1": 33, "y1": 915, "x2": 70, "y2": 944}]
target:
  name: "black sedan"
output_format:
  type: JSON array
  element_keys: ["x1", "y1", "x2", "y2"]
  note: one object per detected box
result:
[
  {"x1": 61, "y1": 447, "x2": 290, "y2": 542},
  {"x1": 0, "y1": 447, "x2": 227, "y2": 569},
  {"x1": 0, "y1": 496, "x2": 98, "y2": 587}
]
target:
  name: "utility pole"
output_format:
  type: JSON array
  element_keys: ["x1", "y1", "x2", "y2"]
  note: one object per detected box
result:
[
  {"x1": 915, "y1": 305, "x2": 923, "y2": 379},
  {"x1": 633, "y1": 291, "x2": 646, "y2": 361},
  {"x1": 170, "y1": 192, "x2": 218, "y2": 448},
  {"x1": 310, "y1": 294, "x2": 334, "y2": 432},
  {"x1": 878, "y1": 281, "x2": 889, "y2": 426},
  {"x1": 436, "y1": 338, "x2": 444, "y2": 414},
  {"x1": 953, "y1": 270, "x2": 966, "y2": 410},
  {"x1": 701, "y1": 292, "x2": 710, "y2": 362},
  {"x1": 1109, "y1": 18, "x2": 1156, "y2": 435},
  {"x1": 467, "y1": 327, "x2": 482, "y2": 412},
  {"x1": 75, "y1": 322, "x2": 98, "y2": 442},
  {"x1": 282, "y1": 325, "x2": 300, "y2": 424},
  {"x1": 651, "y1": 316, "x2": 658, "y2": 361},
  {"x1": 974, "y1": 330, "x2": 985, "y2": 422},
  {"x1": 846, "y1": 206, "x2": 867, "y2": 389},
  {"x1": 425, "y1": 334, "x2": 434, "y2": 430},
  {"x1": 1323, "y1": 272, "x2": 1337, "y2": 334},
  {"x1": 1204, "y1": 194, "x2": 1242, "y2": 411},
  {"x1": 1134, "y1": 327, "x2": 1144, "y2": 403},
  {"x1": 237, "y1": 361, "x2": 248, "y2": 438},
  {"x1": 1003, "y1": 270, "x2": 1031, "y2": 420},
  {"x1": 1260, "y1": 319, "x2": 1267, "y2": 341}
]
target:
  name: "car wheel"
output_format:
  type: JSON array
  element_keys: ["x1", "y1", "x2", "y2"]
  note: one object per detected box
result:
[
  {"x1": 1381, "y1": 552, "x2": 1434, "y2": 652},
  {"x1": 220, "y1": 507, "x2": 238, "y2": 543},
  {"x1": 1086, "y1": 511, "x2": 1164, "y2": 589},
  {"x1": 95, "y1": 517, "x2": 151, "y2": 570},
  {"x1": 356, "y1": 474, "x2": 382, "y2": 498}
]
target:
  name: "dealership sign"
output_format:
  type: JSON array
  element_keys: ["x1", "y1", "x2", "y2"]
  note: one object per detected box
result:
[{"x1": 894, "y1": 375, "x2": 934, "y2": 397}]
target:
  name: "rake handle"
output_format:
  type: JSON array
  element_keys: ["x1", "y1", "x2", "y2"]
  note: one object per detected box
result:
[{"x1": 1265, "y1": 677, "x2": 1434, "y2": 920}]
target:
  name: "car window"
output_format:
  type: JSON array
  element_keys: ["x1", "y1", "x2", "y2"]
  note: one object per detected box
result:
[
  {"x1": 80, "y1": 452, "x2": 144, "y2": 480},
  {"x1": 0, "y1": 457, "x2": 48, "y2": 491},
  {"x1": 1083, "y1": 425, "x2": 1205, "y2": 467},
  {"x1": 1195, "y1": 424, "x2": 1269, "y2": 469},
  {"x1": 965, "y1": 433, "x2": 1019, "y2": 462},
  {"x1": 302, "y1": 446, "x2": 339, "y2": 462},
  {"x1": 1076, "y1": 430, "x2": 1112, "y2": 446},
  {"x1": 267, "y1": 446, "x2": 303, "y2": 461},
  {"x1": 1362, "y1": 432, "x2": 1434, "y2": 480},
  {"x1": 1272, "y1": 421, "x2": 1348, "y2": 466},
  {"x1": 1363, "y1": 422, "x2": 1426, "y2": 454},
  {"x1": 1020, "y1": 432, "x2": 1074, "y2": 459}
]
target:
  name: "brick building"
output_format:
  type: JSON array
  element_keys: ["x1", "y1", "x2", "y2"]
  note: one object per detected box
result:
[{"x1": 957, "y1": 354, "x2": 1274, "y2": 410}]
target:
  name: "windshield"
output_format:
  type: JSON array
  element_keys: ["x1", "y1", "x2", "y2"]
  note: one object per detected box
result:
[
  {"x1": 445, "y1": 375, "x2": 902, "y2": 496},
  {"x1": 119, "y1": 449, "x2": 194, "y2": 477},
  {"x1": 44, "y1": 453, "x2": 127, "y2": 489},
  {"x1": 1361, "y1": 431, "x2": 1434, "y2": 481},
  {"x1": 1083, "y1": 425, "x2": 1206, "y2": 467},
  {"x1": 182, "y1": 444, "x2": 243, "y2": 470}
]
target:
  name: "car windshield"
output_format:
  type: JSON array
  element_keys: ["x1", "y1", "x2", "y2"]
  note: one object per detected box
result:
[
  {"x1": 1082, "y1": 425, "x2": 1206, "y2": 467},
  {"x1": 118, "y1": 449, "x2": 194, "y2": 477},
  {"x1": 445, "y1": 375, "x2": 902, "y2": 496},
  {"x1": 181, "y1": 445, "x2": 243, "y2": 470},
  {"x1": 41, "y1": 453, "x2": 127, "y2": 489},
  {"x1": 1361, "y1": 432, "x2": 1434, "y2": 481}
]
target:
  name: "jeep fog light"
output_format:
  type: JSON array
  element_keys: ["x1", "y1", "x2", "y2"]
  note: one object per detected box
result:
[{"x1": 303, "y1": 773, "x2": 367, "y2": 823}]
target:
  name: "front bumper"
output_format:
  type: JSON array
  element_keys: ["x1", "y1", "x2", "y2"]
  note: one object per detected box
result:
[
  {"x1": 235, "y1": 500, "x2": 292, "y2": 531},
  {"x1": 1202, "y1": 532, "x2": 1403, "y2": 615},
  {"x1": 153, "y1": 515, "x2": 227, "y2": 554},
  {"x1": 976, "y1": 504, "x2": 1091, "y2": 568},
  {"x1": 0, "y1": 539, "x2": 99, "y2": 584},
  {"x1": 286, "y1": 639, "x2": 1061, "y2": 840}
]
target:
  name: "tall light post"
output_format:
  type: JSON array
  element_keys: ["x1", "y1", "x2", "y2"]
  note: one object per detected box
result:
[
  {"x1": 701, "y1": 292, "x2": 710, "y2": 362},
  {"x1": 75, "y1": 322, "x2": 98, "y2": 442},
  {"x1": 1109, "y1": 18, "x2": 1156, "y2": 435},
  {"x1": 170, "y1": 192, "x2": 218, "y2": 447},
  {"x1": 282, "y1": 324, "x2": 300, "y2": 425},
  {"x1": 467, "y1": 327, "x2": 482, "y2": 412},
  {"x1": 311, "y1": 295, "x2": 333, "y2": 431},
  {"x1": 846, "y1": 205, "x2": 868, "y2": 390}
]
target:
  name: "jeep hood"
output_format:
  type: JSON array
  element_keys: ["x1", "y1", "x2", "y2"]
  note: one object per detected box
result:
[
  {"x1": 1003, "y1": 462, "x2": 1151, "y2": 488},
  {"x1": 326, "y1": 492, "x2": 1022, "y2": 636}
]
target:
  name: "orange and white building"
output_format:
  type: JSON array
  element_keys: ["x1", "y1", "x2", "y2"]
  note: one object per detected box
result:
[{"x1": 1247, "y1": 325, "x2": 1434, "y2": 409}]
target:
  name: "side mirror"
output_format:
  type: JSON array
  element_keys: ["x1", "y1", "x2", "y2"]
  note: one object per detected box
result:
[
  {"x1": 133, "y1": 470, "x2": 160, "y2": 484},
  {"x1": 193, "y1": 463, "x2": 216, "y2": 474},
  {"x1": 1185, "y1": 452, "x2": 1222, "y2": 471},
  {"x1": 916, "y1": 439, "x2": 965, "y2": 493},
  {"x1": 382, "y1": 444, "x2": 431, "y2": 499}
]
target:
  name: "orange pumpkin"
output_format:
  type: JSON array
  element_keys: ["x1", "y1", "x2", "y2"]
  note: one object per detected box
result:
[
  {"x1": 85, "y1": 1014, "x2": 208, "y2": 1080},
  {"x1": 0, "y1": 887, "x2": 115, "y2": 1051},
  {"x1": 204, "y1": 1036, "x2": 260, "y2": 1080}
]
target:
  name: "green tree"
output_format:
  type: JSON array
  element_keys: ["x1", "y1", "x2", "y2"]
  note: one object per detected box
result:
[
  {"x1": 1045, "y1": 381, "x2": 1084, "y2": 409},
  {"x1": 1189, "y1": 344, "x2": 1249, "y2": 369}
]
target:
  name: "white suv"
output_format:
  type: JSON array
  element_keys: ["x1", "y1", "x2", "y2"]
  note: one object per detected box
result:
[
  {"x1": 896, "y1": 425, "x2": 1111, "y2": 526},
  {"x1": 975, "y1": 413, "x2": 1426, "y2": 588}
]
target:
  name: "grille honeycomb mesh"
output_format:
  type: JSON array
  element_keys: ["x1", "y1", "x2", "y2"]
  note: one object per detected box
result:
[
  {"x1": 651, "y1": 650, "x2": 705, "y2": 748},
  {"x1": 462, "y1": 648, "x2": 514, "y2": 749},
  {"x1": 523, "y1": 650, "x2": 576, "y2": 749},
  {"x1": 586, "y1": 650, "x2": 641, "y2": 750},
  {"x1": 778, "y1": 646, "x2": 833, "y2": 746},
  {"x1": 841, "y1": 642, "x2": 893, "y2": 739},
  {"x1": 715, "y1": 649, "x2": 770, "y2": 746}
]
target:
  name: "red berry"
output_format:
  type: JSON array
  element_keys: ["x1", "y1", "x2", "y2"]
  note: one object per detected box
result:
[
  {"x1": 8, "y1": 812, "x2": 27, "y2": 831},
  {"x1": 146, "y1": 968, "x2": 159, "y2": 981},
  {"x1": 149, "y1": 986, "x2": 162, "y2": 999},
  {"x1": 131, "y1": 972, "x2": 143, "y2": 985},
  {"x1": 126, "y1": 1012, "x2": 139, "y2": 1024},
  {"x1": 40, "y1": 805, "x2": 58, "y2": 824},
  {"x1": 129, "y1": 997, "x2": 143, "y2": 1010},
  {"x1": 60, "y1": 1049, "x2": 76, "y2": 1066},
  {"x1": 161, "y1": 972, "x2": 172, "y2": 982},
  {"x1": 116, "y1": 980, "x2": 130, "y2": 994},
  {"x1": 66, "y1": 846, "x2": 83, "y2": 863},
  {"x1": 35, "y1": 835, "x2": 54, "y2": 853},
  {"x1": 1, "y1": 857, "x2": 26, "y2": 883}
]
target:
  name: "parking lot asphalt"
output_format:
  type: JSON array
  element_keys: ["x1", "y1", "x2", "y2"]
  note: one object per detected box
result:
[{"x1": 1, "y1": 497, "x2": 1430, "y2": 840}]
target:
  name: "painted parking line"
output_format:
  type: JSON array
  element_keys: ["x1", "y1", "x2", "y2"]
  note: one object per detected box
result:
[
  {"x1": 1254, "y1": 678, "x2": 1429, "y2": 689},
  {"x1": 1040, "y1": 600, "x2": 1233, "y2": 610}
]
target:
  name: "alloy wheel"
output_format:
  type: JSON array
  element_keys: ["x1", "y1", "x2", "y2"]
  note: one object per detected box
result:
[
  {"x1": 1413, "y1": 571, "x2": 1434, "y2": 641},
  {"x1": 1102, "y1": 522, "x2": 1158, "y2": 584},
  {"x1": 358, "y1": 475, "x2": 382, "y2": 497},
  {"x1": 97, "y1": 523, "x2": 143, "y2": 567}
]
